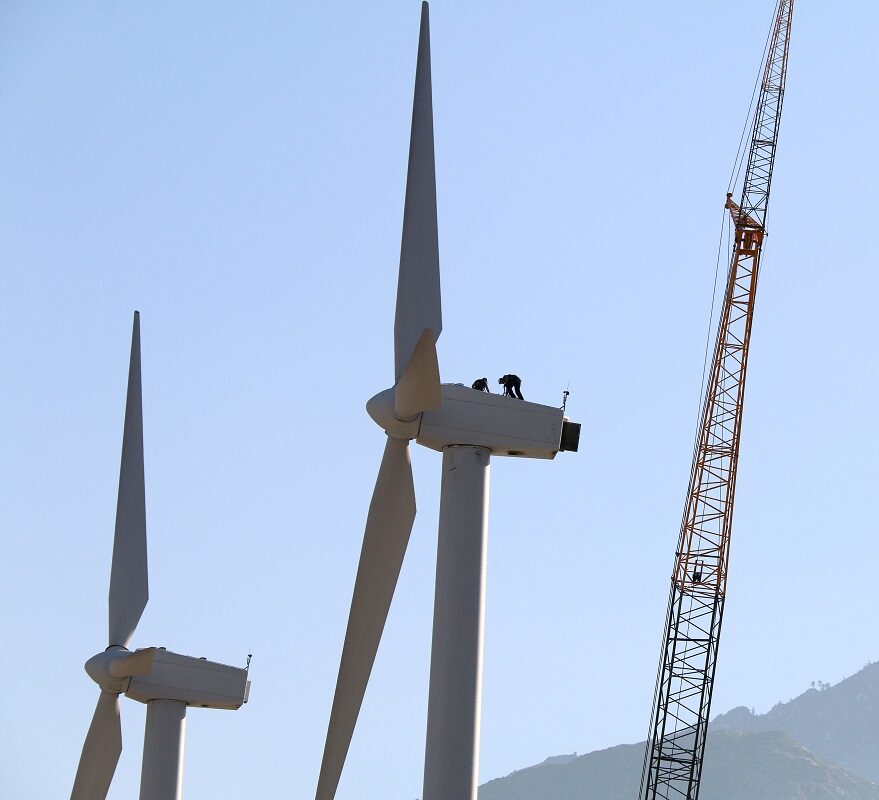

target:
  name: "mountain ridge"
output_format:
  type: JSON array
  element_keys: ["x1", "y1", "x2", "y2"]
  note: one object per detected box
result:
[
  {"x1": 713, "y1": 661, "x2": 879, "y2": 782},
  {"x1": 478, "y1": 660, "x2": 879, "y2": 800}
]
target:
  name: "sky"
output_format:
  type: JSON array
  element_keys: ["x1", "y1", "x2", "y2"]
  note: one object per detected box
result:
[{"x1": 1, "y1": 1, "x2": 878, "y2": 798}]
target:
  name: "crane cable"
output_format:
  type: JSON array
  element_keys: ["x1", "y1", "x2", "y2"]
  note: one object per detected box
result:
[{"x1": 690, "y1": 0, "x2": 780, "y2": 461}]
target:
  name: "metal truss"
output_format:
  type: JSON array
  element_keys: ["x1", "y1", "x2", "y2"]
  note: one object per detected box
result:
[{"x1": 639, "y1": 3, "x2": 794, "y2": 800}]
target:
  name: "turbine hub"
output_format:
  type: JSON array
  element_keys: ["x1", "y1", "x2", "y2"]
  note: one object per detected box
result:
[
  {"x1": 366, "y1": 387, "x2": 420, "y2": 440},
  {"x1": 84, "y1": 647, "x2": 132, "y2": 694}
]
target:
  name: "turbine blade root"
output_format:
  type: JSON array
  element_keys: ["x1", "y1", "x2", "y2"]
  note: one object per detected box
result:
[
  {"x1": 109, "y1": 647, "x2": 156, "y2": 678},
  {"x1": 394, "y1": 327, "x2": 441, "y2": 420}
]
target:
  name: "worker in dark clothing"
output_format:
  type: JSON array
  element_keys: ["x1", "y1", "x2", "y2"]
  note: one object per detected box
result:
[
  {"x1": 471, "y1": 377, "x2": 490, "y2": 392},
  {"x1": 498, "y1": 374, "x2": 524, "y2": 400}
]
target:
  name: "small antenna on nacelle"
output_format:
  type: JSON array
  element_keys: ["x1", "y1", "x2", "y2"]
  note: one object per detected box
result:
[{"x1": 561, "y1": 383, "x2": 570, "y2": 413}]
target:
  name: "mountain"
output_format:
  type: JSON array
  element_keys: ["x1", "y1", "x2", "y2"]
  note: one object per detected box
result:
[
  {"x1": 479, "y1": 731, "x2": 879, "y2": 800},
  {"x1": 479, "y1": 661, "x2": 879, "y2": 800},
  {"x1": 713, "y1": 661, "x2": 879, "y2": 783}
]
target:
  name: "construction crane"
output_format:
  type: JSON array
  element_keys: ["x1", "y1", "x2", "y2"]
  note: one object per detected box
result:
[{"x1": 639, "y1": 3, "x2": 794, "y2": 800}]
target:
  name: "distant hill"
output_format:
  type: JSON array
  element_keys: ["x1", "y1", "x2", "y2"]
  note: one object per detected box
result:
[
  {"x1": 479, "y1": 661, "x2": 879, "y2": 800},
  {"x1": 479, "y1": 731, "x2": 879, "y2": 800},
  {"x1": 713, "y1": 661, "x2": 879, "y2": 783}
]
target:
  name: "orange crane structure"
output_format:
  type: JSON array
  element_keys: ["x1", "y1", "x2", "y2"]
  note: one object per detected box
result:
[{"x1": 639, "y1": 3, "x2": 794, "y2": 800}]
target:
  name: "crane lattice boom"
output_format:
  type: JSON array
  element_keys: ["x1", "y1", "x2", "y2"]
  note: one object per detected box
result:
[{"x1": 639, "y1": 3, "x2": 794, "y2": 800}]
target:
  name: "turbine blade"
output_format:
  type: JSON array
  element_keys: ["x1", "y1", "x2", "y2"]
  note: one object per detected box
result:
[
  {"x1": 109, "y1": 647, "x2": 157, "y2": 678},
  {"x1": 70, "y1": 691, "x2": 122, "y2": 800},
  {"x1": 316, "y1": 436, "x2": 416, "y2": 800},
  {"x1": 108, "y1": 311, "x2": 149, "y2": 648},
  {"x1": 394, "y1": 327, "x2": 441, "y2": 419},
  {"x1": 394, "y1": 1, "x2": 442, "y2": 383}
]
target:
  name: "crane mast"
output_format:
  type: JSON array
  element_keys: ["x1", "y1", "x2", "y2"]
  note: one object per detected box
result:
[{"x1": 639, "y1": 3, "x2": 794, "y2": 800}]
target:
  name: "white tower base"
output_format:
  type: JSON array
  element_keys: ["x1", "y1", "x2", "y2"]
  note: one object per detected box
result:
[
  {"x1": 422, "y1": 445, "x2": 491, "y2": 800},
  {"x1": 140, "y1": 699, "x2": 186, "y2": 800}
]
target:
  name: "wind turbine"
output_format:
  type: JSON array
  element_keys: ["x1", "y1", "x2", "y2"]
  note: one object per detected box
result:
[
  {"x1": 71, "y1": 311, "x2": 251, "y2": 800},
  {"x1": 315, "y1": 5, "x2": 580, "y2": 800}
]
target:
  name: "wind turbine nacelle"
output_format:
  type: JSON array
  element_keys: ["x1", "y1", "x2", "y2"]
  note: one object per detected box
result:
[
  {"x1": 418, "y1": 384, "x2": 576, "y2": 459},
  {"x1": 126, "y1": 648, "x2": 250, "y2": 710}
]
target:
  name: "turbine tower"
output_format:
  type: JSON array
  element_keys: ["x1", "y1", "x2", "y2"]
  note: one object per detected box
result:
[
  {"x1": 71, "y1": 311, "x2": 251, "y2": 800},
  {"x1": 316, "y1": 5, "x2": 580, "y2": 800}
]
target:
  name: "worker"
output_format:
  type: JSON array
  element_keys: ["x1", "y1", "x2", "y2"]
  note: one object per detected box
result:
[
  {"x1": 471, "y1": 377, "x2": 490, "y2": 392},
  {"x1": 498, "y1": 374, "x2": 524, "y2": 400},
  {"x1": 693, "y1": 561, "x2": 704, "y2": 583}
]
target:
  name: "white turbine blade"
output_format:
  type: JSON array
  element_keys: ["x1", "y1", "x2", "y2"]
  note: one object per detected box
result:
[
  {"x1": 70, "y1": 691, "x2": 122, "y2": 800},
  {"x1": 109, "y1": 647, "x2": 156, "y2": 678},
  {"x1": 108, "y1": 311, "x2": 148, "y2": 648},
  {"x1": 394, "y1": 1, "x2": 442, "y2": 383},
  {"x1": 316, "y1": 436, "x2": 416, "y2": 800},
  {"x1": 394, "y1": 327, "x2": 441, "y2": 419}
]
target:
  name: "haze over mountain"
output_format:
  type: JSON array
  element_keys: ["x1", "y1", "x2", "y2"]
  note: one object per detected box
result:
[
  {"x1": 479, "y1": 661, "x2": 879, "y2": 800},
  {"x1": 713, "y1": 661, "x2": 879, "y2": 783}
]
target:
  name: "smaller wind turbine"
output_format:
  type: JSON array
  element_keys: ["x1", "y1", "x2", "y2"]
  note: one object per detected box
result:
[{"x1": 71, "y1": 311, "x2": 250, "y2": 800}]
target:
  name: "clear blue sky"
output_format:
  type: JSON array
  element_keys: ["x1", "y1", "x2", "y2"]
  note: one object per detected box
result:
[{"x1": 2, "y1": 2, "x2": 878, "y2": 798}]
